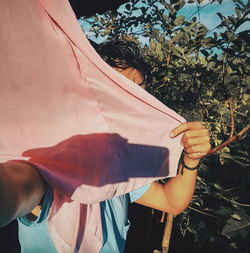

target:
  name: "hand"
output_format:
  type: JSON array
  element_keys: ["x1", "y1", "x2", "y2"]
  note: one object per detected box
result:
[{"x1": 170, "y1": 122, "x2": 211, "y2": 165}]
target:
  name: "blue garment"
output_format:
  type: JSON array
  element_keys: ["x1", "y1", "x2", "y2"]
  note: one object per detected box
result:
[
  {"x1": 100, "y1": 184, "x2": 151, "y2": 253},
  {"x1": 18, "y1": 184, "x2": 150, "y2": 253},
  {"x1": 18, "y1": 188, "x2": 57, "y2": 253}
]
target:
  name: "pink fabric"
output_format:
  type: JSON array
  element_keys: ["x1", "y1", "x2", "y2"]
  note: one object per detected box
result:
[{"x1": 0, "y1": 0, "x2": 185, "y2": 252}]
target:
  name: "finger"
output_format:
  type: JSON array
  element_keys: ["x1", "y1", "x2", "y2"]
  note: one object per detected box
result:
[
  {"x1": 185, "y1": 152, "x2": 206, "y2": 160},
  {"x1": 170, "y1": 122, "x2": 206, "y2": 138},
  {"x1": 181, "y1": 128, "x2": 210, "y2": 143},
  {"x1": 182, "y1": 129, "x2": 210, "y2": 145},
  {"x1": 184, "y1": 143, "x2": 211, "y2": 155},
  {"x1": 182, "y1": 135, "x2": 210, "y2": 149}
]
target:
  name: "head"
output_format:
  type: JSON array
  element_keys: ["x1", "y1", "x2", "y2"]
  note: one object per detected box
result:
[{"x1": 91, "y1": 39, "x2": 151, "y2": 89}]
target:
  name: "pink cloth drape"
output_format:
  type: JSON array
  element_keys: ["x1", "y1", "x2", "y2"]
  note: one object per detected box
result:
[{"x1": 0, "y1": 0, "x2": 185, "y2": 252}]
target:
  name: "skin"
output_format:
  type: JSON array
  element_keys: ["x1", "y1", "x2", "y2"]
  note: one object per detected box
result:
[
  {"x1": 136, "y1": 122, "x2": 210, "y2": 215},
  {"x1": 114, "y1": 67, "x2": 146, "y2": 89},
  {"x1": 0, "y1": 68, "x2": 211, "y2": 227},
  {"x1": 0, "y1": 121, "x2": 210, "y2": 227},
  {"x1": 0, "y1": 162, "x2": 47, "y2": 227},
  {"x1": 112, "y1": 68, "x2": 211, "y2": 214}
]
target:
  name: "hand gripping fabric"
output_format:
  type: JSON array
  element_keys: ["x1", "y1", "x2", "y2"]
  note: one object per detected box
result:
[{"x1": 0, "y1": 0, "x2": 185, "y2": 252}]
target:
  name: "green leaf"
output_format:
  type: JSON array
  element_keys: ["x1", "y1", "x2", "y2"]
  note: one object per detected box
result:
[
  {"x1": 222, "y1": 215, "x2": 250, "y2": 236},
  {"x1": 174, "y1": 0, "x2": 185, "y2": 11},
  {"x1": 234, "y1": 0, "x2": 246, "y2": 8},
  {"x1": 231, "y1": 214, "x2": 242, "y2": 221},
  {"x1": 141, "y1": 7, "x2": 147, "y2": 15},
  {"x1": 174, "y1": 15, "x2": 185, "y2": 26},
  {"x1": 183, "y1": 32, "x2": 190, "y2": 43},
  {"x1": 175, "y1": 46, "x2": 184, "y2": 54},
  {"x1": 202, "y1": 37, "x2": 213, "y2": 44},
  {"x1": 225, "y1": 31, "x2": 237, "y2": 41},
  {"x1": 235, "y1": 7, "x2": 242, "y2": 19},
  {"x1": 162, "y1": 15, "x2": 169, "y2": 23},
  {"x1": 172, "y1": 32, "x2": 183, "y2": 42},
  {"x1": 214, "y1": 183, "x2": 223, "y2": 190},
  {"x1": 207, "y1": 61, "x2": 217, "y2": 70},
  {"x1": 156, "y1": 43, "x2": 164, "y2": 61},
  {"x1": 221, "y1": 152, "x2": 234, "y2": 160},
  {"x1": 170, "y1": 0, "x2": 179, "y2": 4},
  {"x1": 125, "y1": 4, "x2": 131, "y2": 11},
  {"x1": 200, "y1": 50, "x2": 209, "y2": 57},
  {"x1": 217, "y1": 12, "x2": 224, "y2": 20},
  {"x1": 150, "y1": 38, "x2": 156, "y2": 50},
  {"x1": 215, "y1": 207, "x2": 233, "y2": 216}
]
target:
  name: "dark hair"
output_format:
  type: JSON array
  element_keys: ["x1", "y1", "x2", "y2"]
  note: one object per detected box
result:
[{"x1": 90, "y1": 39, "x2": 152, "y2": 86}]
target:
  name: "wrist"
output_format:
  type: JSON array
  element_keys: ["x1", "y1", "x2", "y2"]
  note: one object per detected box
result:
[
  {"x1": 178, "y1": 152, "x2": 202, "y2": 175},
  {"x1": 183, "y1": 155, "x2": 200, "y2": 168}
]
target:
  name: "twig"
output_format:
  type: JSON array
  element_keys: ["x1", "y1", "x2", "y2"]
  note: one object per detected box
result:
[
  {"x1": 208, "y1": 125, "x2": 250, "y2": 154},
  {"x1": 180, "y1": 210, "x2": 190, "y2": 237},
  {"x1": 196, "y1": 50, "x2": 200, "y2": 63},
  {"x1": 224, "y1": 187, "x2": 236, "y2": 192},
  {"x1": 166, "y1": 39, "x2": 172, "y2": 67},
  {"x1": 162, "y1": 214, "x2": 174, "y2": 253},
  {"x1": 160, "y1": 212, "x2": 166, "y2": 223},
  {"x1": 186, "y1": 1, "x2": 211, "y2": 22},
  {"x1": 223, "y1": 223, "x2": 250, "y2": 233},
  {"x1": 188, "y1": 206, "x2": 217, "y2": 218},
  {"x1": 203, "y1": 121, "x2": 231, "y2": 126},
  {"x1": 216, "y1": 193, "x2": 250, "y2": 207},
  {"x1": 198, "y1": 101, "x2": 209, "y2": 120},
  {"x1": 227, "y1": 98, "x2": 235, "y2": 138},
  {"x1": 234, "y1": 110, "x2": 248, "y2": 117},
  {"x1": 154, "y1": 83, "x2": 166, "y2": 93}
]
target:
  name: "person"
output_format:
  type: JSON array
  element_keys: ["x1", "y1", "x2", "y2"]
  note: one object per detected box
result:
[
  {"x1": 0, "y1": 126, "x2": 210, "y2": 253},
  {"x1": 0, "y1": 1, "x2": 211, "y2": 253},
  {"x1": 94, "y1": 38, "x2": 168, "y2": 253},
  {"x1": 91, "y1": 39, "x2": 152, "y2": 90},
  {"x1": 1, "y1": 38, "x2": 211, "y2": 252},
  {"x1": 94, "y1": 39, "x2": 210, "y2": 252}
]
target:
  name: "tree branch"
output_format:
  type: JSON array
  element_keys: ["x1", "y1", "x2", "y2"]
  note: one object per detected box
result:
[
  {"x1": 162, "y1": 214, "x2": 174, "y2": 253},
  {"x1": 208, "y1": 125, "x2": 250, "y2": 154},
  {"x1": 216, "y1": 193, "x2": 250, "y2": 207},
  {"x1": 188, "y1": 206, "x2": 217, "y2": 218},
  {"x1": 223, "y1": 223, "x2": 250, "y2": 234},
  {"x1": 227, "y1": 98, "x2": 235, "y2": 138}
]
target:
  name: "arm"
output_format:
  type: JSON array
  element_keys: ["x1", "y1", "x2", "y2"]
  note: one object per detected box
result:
[
  {"x1": 135, "y1": 122, "x2": 211, "y2": 215},
  {"x1": 0, "y1": 161, "x2": 47, "y2": 227}
]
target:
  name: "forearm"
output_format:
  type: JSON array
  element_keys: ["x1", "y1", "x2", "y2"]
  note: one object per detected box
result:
[
  {"x1": 136, "y1": 122, "x2": 210, "y2": 215},
  {"x1": 164, "y1": 121, "x2": 210, "y2": 214},
  {"x1": 0, "y1": 161, "x2": 46, "y2": 227},
  {"x1": 164, "y1": 156, "x2": 199, "y2": 215}
]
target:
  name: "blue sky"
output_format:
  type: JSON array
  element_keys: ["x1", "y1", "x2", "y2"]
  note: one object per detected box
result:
[
  {"x1": 177, "y1": 0, "x2": 249, "y2": 32},
  {"x1": 80, "y1": 0, "x2": 249, "y2": 42}
]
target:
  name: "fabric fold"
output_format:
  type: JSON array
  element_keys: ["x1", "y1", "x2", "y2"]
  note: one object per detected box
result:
[{"x1": 0, "y1": 0, "x2": 185, "y2": 251}]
